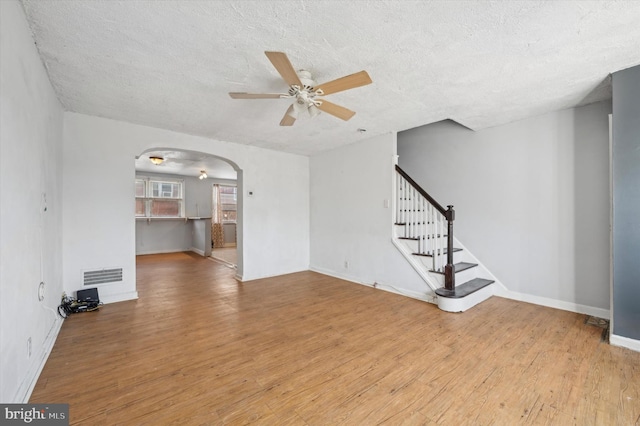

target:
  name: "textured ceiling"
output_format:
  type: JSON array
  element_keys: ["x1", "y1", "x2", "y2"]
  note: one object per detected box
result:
[
  {"x1": 21, "y1": 0, "x2": 640, "y2": 156},
  {"x1": 135, "y1": 150, "x2": 237, "y2": 180}
]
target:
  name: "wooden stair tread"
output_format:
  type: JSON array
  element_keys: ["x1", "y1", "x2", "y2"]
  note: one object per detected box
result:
[
  {"x1": 435, "y1": 278, "x2": 494, "y2": 298},
  {"x1": 394, "y1": 223, "x2": 440, "y2": 227},
  {"x1": 431, "y1": 262, "x2": 477, "y2": 274},
  {"x1": 398, "y1": 235, "x2": 447, "y2": 241},
  {"x1": 412, "y1": 248, "x2": 462, "y2": 257}
]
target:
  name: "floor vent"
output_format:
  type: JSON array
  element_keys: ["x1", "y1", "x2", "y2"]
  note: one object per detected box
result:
[{"x1": 84, "y1": 268, "x2": 123, "y2": 286}]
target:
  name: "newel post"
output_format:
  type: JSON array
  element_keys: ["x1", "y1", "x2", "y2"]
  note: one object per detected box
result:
[{"x1": 444, "y1": 205, "x2": 455, "y2": 291}]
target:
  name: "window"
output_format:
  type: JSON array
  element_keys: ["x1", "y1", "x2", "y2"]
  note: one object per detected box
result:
[
  {"x1": 135, "y1": 177, "x2": 184, "y2": 218},
  {"x1": 220, "y1": 185, "x2": 237, "y2": 223}
]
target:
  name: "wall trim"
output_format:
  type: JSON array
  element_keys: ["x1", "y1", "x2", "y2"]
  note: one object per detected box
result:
[
  {"x1": 100, "y1": 291, "x2": 139, "y2": 304},
  {"x1": 496, "y1": 290, "x2": 610, "y2": 319},
  {"x1": 238, "y1": 268, "x2": 308, "y2": 283},
  {"x1": 309, "y1": 266, "x2": 437, "y2": 304},
  {"x1": 136, "y1": 248, "x2": 191, "y2": 256},
  {"x1": 610, "y1": 334, "x2": 640, "y2": 353},
  {"x1": 15, "y1": 316, "x2": 64, "y2": 403},
  {"x1": 310, "y1": 266, "x2": 610, "y2": 319},
  {"x1": 190, "y1": 247, "x2": 205, "y2": 257}
]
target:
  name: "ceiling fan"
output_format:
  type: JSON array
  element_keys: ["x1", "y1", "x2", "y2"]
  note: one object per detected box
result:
[{"x1": 229, "y1": 51, "x2": 372, "y2": 126}]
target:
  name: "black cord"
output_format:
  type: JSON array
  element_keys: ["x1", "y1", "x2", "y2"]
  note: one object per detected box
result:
[{"x1": 57, "y1": 295, "x2": 102, "y2": 318}]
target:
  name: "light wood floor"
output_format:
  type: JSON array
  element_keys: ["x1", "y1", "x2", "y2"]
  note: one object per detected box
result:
[
  {"x1": 211, "y1": 247, "x2": 237, "y2": 267},
  {"x1": 31, "y1": 252, "x2": 640, "y2": 425}
]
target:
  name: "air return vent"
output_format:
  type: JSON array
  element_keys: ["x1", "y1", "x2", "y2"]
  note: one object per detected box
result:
[{"x1": 83, "y1": 268, "x2": 123, "y2": 286}]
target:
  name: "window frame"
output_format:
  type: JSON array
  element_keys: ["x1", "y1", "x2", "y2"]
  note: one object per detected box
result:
[
  {"x1": 135, "y1": 176, "x2": 185, "y2": 218},
  {"x1": 219, "y1": 185, "x2": 237, "y2": 224}
]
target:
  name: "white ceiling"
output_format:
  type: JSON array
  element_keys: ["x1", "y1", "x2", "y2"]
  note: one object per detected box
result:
[
  {"x1": 135, "y1": 150, "x2": 237, "y2": 180},
  {"x1": 21, "y1": 0, "x2": 640, "y2": 156}
]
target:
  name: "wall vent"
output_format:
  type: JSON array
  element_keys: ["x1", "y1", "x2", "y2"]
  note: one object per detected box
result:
[{"x1": 83, "y1": 268, "x2": 123, "y2": 286}]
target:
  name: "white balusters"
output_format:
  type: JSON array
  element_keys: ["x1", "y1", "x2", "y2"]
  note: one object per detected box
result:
[{"x1": 396, "y1": 170, "x2": 448, "y2": 271}]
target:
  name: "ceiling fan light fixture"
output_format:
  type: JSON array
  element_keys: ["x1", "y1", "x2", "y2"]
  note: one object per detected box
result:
[
  {"x1": 199, "y1": 170, "x2": 208, "y2": 180},
  {"x1": 308, "y1": 104, "x2": 321, "y2": 118},
  {"x1": 287, "y1": 105, "x2": 299, "y2": 119},
  {"x1": 149, "y1": 156, "x2": 164, "y2": 165}
]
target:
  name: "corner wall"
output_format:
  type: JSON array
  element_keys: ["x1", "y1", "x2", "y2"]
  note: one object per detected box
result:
[
  {"x1": 310, "y1": 133, "x2": 430, "y2": 300},
  {"x1": 0, "y1": 0, "x2": 65, "y2": 402},
  {"x1": 398, "y1": 101, "x2": 612, "y2": 317},
  {"x1": 611, "y1": 65, "x2": 640, "y2": 345}
]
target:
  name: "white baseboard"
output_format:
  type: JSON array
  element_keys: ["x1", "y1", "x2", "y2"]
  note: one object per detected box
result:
[
  {"x1": 238, "y1": 268, "x2": 309, "y2": 283},
  {"x1": 190, "y1": 247, "x2": 205, "y2": 256},
  {"x1": 100, "y1": 291, "x2": 139, "y2": 304},
  {"x1": 15, "y1": 316, "x2": 64, "y2": 403},
  {"x1": 497, "y1": 289, "x2": 610, "y2": 319},
  {"x1": 309, "y1": 266, "x2": 436, "y2": 304},
  {"x1": 610, "y1": 334, "x2": 640, "y2": 352},
  {"x1": 135, "y1": 248, "x2": 190, "y2": 256}
]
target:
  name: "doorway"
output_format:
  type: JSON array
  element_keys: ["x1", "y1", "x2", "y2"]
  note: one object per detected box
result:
[
  {"x1": 211, "y1": 183, "x2": 238, "y2": 268},
  {"x1": 135, "y1": 148, "x2": 242, "y2": 276}
]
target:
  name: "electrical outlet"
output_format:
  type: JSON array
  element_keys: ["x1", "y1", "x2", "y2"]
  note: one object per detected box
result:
[
  {"x1": 27, "y1": 337, "x2": 32, "y2": 358},
  {"x1": 344, "y1": 261, "x2": 349, "y2": 269}
]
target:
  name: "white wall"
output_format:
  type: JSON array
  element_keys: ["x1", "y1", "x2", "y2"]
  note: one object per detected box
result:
[
  {"x1": 398, "y1": 101, "x2": 612, "y2": 315},
  {"x1": 310, "y1": 133, "x2": 429, "y2": 300},
  {"x1": 63, "y1": 112, "x2": 309, "y2": 303},
  {"x1": 0, "y1": 0, "x2": 64, "y2": 402}
]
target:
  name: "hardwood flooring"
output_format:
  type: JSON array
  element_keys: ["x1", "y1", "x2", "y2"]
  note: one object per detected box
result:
[
  {"x1": 211, "y1": 247, "x2": 237, "y2": 267},
  {"x1": 31, "y1": 252, "x2": 640, "y2": 425}
]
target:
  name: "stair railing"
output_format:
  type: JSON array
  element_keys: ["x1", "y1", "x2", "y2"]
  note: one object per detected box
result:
[{"x1": 395, "y1": 165, "x2": 456, "y2": 291}]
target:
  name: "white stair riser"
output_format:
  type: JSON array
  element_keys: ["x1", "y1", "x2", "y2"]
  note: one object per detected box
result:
[
  {"x1": 396, "y1": 227, "x2": 447, "y2": 241},
  {"x1": 437, "y1": 284, "x2": 494, "y2": 312},
  {"x1": 428, "y1": 265, "x2": 478, "y2": 288},
  {"x1": 451, "y1": 266, "x2": 478, "y2": 284},
  {"x1": 414, "y1": 251, "x2": 464, "y2": 269}
]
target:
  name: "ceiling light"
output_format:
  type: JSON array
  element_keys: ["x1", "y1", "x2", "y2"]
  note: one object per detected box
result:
[
  {"x1": 287, "y1": 105, "x2": 299, "y2": 119},
  {"x1": 199, "y1": 170, "x2": 208, "y2": 180},
  {"x1": 149, "y1": 156, "x2": 164, "y2": 165},
  {"x1": 308, "y1": 104, "x2": 321, "y2": 118}
]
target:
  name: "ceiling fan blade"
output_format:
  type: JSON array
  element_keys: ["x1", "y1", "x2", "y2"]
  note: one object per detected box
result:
[
  {"x1": 314, "y1": 70, "x2": 372, "y2": 95},
  {"x1": 229, "y1": 92, "x2": 283, "y2": 99},
  {"x1": 265, "y1": 51, "x2": 302, "y2": 87},
  {"x1": 316, "y1": 100, "x2": 356, "y2": 121},
  {"x1": 280, "y1": 105, "x2": 296, "y2": 126}
]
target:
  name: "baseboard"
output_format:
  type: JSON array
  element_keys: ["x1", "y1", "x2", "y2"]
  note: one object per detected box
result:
[
  {"x1": 15, "y1": 316, "x2": 64, "y2": 403},
  {"x1": 498, "y1": 289, "x2": 610, "y2": 319},
  {"x1": 309, "y1": 266, "x2": 436, "y2": 304},
  {"x1": 190, "y1": 247, "x2": 205, "y2": 256},
  {"x1": 135, "y1": 248, "x2": 190, "y2": 256},
  {"x1": 610, "y1": 334, "x2": 640, "y2": 352},
  {"x1": 238, "y1": 268, "x2": 309, "y2": 283},
  {"x1": 100, "y1": 291, "x2": 139, "y2": 304}
]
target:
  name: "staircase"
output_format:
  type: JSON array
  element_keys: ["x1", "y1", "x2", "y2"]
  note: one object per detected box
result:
[{"x1": 393, "y1": 164, "x2": 495, "y2": 312}]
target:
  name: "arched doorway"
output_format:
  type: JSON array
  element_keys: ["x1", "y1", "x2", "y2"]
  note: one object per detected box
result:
[{"x1": 134, "y1": 148, "x2": 243, "y2": 277}]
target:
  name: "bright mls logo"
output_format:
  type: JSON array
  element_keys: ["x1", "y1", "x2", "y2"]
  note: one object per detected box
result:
[{"x1": 1, "y1": 404, "x2": 68, "y2": 425}]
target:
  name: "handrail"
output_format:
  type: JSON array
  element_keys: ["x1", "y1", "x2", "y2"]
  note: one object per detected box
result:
[
  {"x1": 395, "y1": 165, "x2": 449, "y2": 218},
  {"x1": 395, "y1": 164, "x2": 456, "y2": 291}
]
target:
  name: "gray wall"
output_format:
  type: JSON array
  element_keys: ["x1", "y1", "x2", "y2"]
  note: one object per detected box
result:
[
  {"x1": 612, "y1": 65, "x2": 640, "y2": 340},
  {"x1": 135, "y1": 172, "x2": 236, "y2": 255},
  {"x1": 398, "y1": 100, "x2": 612, "y2": 312}
]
